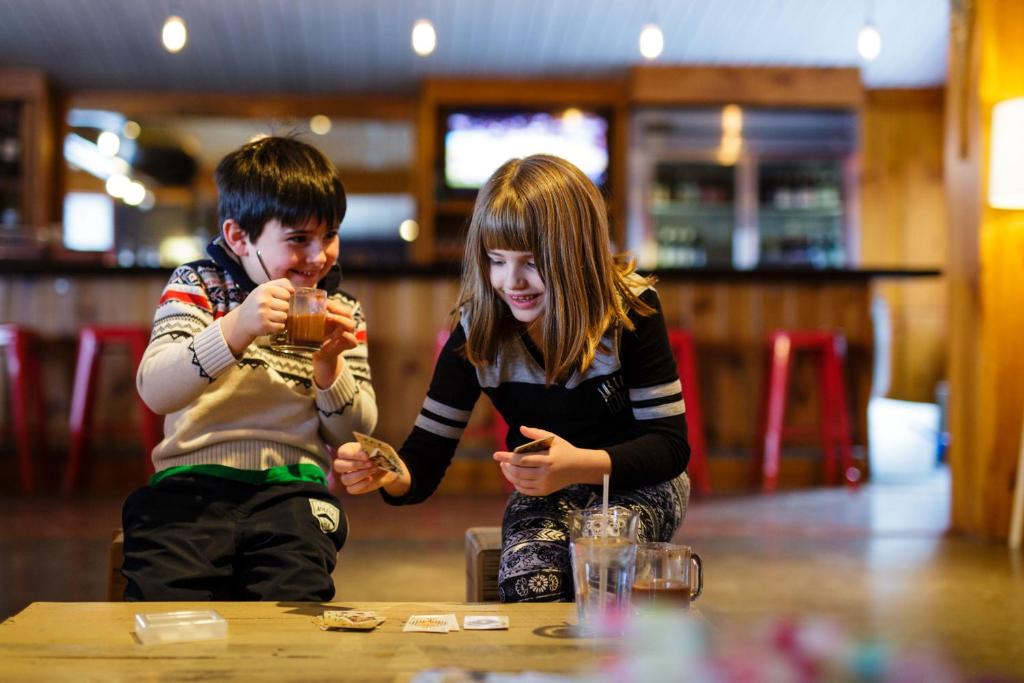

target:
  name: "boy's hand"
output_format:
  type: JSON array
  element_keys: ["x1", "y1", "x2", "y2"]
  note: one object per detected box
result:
[
  {"x1": 334, "y1": 441, "x2": 410, "y2": 496},
  {"x1": 492, "y1": 426, "x2": 611, "y2": 496},
  {"x1": 311, "y1": 300, "x2": 359, "y2": 388},
  {"x1": 221, "y1": 278, "x2": 293, "y2": 356}
]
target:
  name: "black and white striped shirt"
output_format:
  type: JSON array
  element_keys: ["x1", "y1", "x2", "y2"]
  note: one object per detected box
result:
[{"x1": 386, "y1": 286, "x2": 689, "y2": 504}]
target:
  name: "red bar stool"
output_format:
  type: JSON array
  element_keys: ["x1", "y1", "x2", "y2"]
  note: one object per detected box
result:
[
  {"x1": 0, "y1": 324, "x2": 45, "y2": 493},
  {"x1": 64, "y1": 326, "x2": 162, "y2": 494},
  {"x1": 667, "y1": 330, "x2": 711, "y2": 496},
  {"x1": 755, "y1": 329, "x2": 855, "y2": 493},
  {"x1": 435, "y1": 329, "x2": 508, "y2": 450}
]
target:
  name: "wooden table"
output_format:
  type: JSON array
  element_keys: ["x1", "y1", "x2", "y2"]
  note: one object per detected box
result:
[{"x1": 0, "y1": 601, "x2": 614, "y2": 682}]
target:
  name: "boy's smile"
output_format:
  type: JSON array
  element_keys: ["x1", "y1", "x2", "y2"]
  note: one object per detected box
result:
[{"x1": 236, "y1": 218, "x2": 340, "y2": 288}]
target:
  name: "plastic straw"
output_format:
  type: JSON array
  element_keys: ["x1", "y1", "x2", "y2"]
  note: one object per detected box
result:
[
  {"x1": 601, "y1": 473, "x2": 610, "y2": 535},
  {"x1": 599, "y1": 473, "x2": 610, "y2": 610}
]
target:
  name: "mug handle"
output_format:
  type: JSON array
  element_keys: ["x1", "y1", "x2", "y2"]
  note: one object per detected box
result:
[{"x1": 689, "y1": 552, "x2": 703, "y2": 602}]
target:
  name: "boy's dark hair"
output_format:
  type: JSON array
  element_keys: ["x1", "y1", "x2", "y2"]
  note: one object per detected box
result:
[{"x1": 215, "y1": 136, "x2": 346, "y2": 240}]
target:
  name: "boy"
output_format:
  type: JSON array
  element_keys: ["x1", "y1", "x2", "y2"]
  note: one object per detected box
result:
[{"x1": 123, "y1": 136, "x2": 377, "y2": 601}]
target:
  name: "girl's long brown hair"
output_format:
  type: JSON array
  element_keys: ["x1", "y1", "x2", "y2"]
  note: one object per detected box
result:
[{"x1": 455, "y1": 154, "x2": 654, "y2": 385}]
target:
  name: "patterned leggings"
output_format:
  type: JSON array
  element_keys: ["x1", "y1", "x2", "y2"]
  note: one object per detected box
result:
[{"x1": 497, "y1": 473, "x2": 690, "y2": 602}]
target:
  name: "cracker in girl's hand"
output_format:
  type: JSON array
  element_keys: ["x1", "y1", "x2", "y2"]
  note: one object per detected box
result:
[
  {"x1": 513, "y1": 436, "x2": 554, "y2": 454},
  {"x1": 353, "y1": 431, "x2": 403, "y2": 474}
]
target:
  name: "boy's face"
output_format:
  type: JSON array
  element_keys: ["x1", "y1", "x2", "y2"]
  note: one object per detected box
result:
[{"x1": 236, "y1": 218, "x2": 340, "y2": 288}]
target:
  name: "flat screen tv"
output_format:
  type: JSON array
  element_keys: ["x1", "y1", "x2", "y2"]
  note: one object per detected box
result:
[{"x1": 441, "y1": 107, "x2": 610, "y2": 194}]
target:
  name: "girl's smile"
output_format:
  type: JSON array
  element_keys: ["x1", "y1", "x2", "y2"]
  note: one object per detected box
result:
[{"x1": 488, "y1": 249, "x2": 546, "y2": 323}]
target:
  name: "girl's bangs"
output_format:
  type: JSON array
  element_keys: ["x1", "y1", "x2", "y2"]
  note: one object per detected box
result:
[{"x1": 479, "y1": 199, "x2": 534, "y2": 253}]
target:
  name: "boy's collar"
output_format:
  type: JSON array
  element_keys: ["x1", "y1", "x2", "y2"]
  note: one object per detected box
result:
[
  {"x1": 205, "y1": 235, "x2": 342, "y2": 294},
  {"x1": 207, "y1": 236, "x2": 258, "y2": 292}
]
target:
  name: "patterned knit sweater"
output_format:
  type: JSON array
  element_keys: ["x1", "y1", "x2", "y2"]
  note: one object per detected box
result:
[
  {"x1": 137, "y1": 239, "x2": 377, "y2": 475},
  {"x1": 384, "y1": 285, "x2": 689, "y2": 504}
]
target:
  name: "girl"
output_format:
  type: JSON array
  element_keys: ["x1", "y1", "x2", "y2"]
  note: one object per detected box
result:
[{"x1": 335, "y1": 154, "x2": 690, "y2": 602}]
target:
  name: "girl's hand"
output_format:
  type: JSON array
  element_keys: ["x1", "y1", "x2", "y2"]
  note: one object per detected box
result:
[
  {"x1": 312, "y1": 300, "x2": 358, "y2": 387},
  {"x1": 221, "y1": 278, "x2": 293, "y2": 356},
  {"x1": 492, "y1": 426, "x2": 611, "y2": 496},
  {"x1": 333, "y1": 441, "x2": 409, "y2": 496}
]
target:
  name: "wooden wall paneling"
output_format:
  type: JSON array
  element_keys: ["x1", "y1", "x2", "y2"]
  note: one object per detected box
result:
[
  {"x1": 0, "y1": 271, "x2": 878, "y2": 493},
  {"x1": 629, "y1": 66, "x2": 865, "y2": 109},
  {"x1": 944, "y1": 0, "x2": 992, "y2": 539},
  {"x1": 861, "y1": 89, "x2": 947, "y2": 403},
  {"x1": 412, "y1": 87, "x2": 437, "y2": 264},
  {"x1": 342, "y1": 277, "x2": 463, "y2": 449},
  {"x1": 710, "y1": 284, "x2": 758, "y2": 451},
  {"x1": 68, "y1": 93, "x2": 416, "y2": 121},
  {"x1": 972, "y1": 0, "x2": 1024, "y2": 541}
]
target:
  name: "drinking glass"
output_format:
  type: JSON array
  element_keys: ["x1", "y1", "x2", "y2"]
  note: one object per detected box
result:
[
  {"x1": 271, "y1": 287, "x2": 326, "y2": 351},
  {"x1": 632, "y1": 542, "x2": 703, "y2": 609},
  {"x1": 568, "y1": 506, "x2": 638, "y2": 633}
]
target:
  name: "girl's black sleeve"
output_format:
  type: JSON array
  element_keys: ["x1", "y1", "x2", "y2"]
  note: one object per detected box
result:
[
  {"x1": 604, "y1": 288, "x2": 691, "y2": 491},
  {"x1": 381, "y1": 323, "x2": 482, "y2": 505}
]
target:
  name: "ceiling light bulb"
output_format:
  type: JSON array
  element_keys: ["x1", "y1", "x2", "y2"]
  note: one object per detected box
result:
[
  {"x1": 411, "y1": 19, "x2": 436, "y2": 57},
  {"x1": 122, "y1": 121, "x2": 141, "y2": 140},
  {"x1": 162, "y1": 15, "x2": 187, "y2": 53},
  {"x1": 857, "y1": 24, "x2": 881, "y2": 61},
  {"x1": 96, "y1": 131, "x2": 120, "y2": 157},
  {"x1": 639, "y1": 23, "x2": 664, "y2": 61},
  {"x1": 399, "y1": 219, "x2": 420, "y2": 242},
  {"x1": 105, "y1": 174, "x2": 131, "y2": 199},
  {"x1": 310, "y1": 115, "x2": 332, "y2": 135},
  {"x1": 123, "y1": 181, "x2": 147, "y2": 206}
]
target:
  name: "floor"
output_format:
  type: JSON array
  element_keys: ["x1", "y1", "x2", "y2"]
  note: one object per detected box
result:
[{"x1": 2, "y1": 468, "x2": 1022, "y2": 679}]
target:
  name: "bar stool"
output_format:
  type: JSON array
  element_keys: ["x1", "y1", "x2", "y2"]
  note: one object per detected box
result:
[
  {"x1": 435, "y1": 329, "x2": 508, "y2": 450},
  {"x1": 755, "y1": 329, "x2": 855, "y2": 493},
  {"x1": 0, "y1": 324, "x2": 45, "y2": 493},
  {"x1": 667, "y1": 329, "x2": 711, "y2": 496},
  {"x1": 64, "y1": 325, "x2": 162, "y2": 494}
]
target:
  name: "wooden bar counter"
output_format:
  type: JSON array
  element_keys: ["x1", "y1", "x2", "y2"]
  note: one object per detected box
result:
[
  {"x1": 0, "y1": 601, "x2": 604, "y2": 681},
  {"x1": 0, "y1": 262, "x2": 939, "y2": 492}
]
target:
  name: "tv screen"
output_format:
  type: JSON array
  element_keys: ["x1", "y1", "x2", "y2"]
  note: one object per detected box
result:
[{"x1": 442, "y1": 108, "x2": 610, "y2": 191}]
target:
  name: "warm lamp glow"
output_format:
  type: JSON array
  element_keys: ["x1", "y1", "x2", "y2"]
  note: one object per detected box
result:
[
  {"x1": 310, "y1": 115, "x2": 331, "y2": 135},
  {"x1": 857, "y1": 24, "x2": 881, "y2": 61},
  {"x1": 162, "y1": 15, "x2": 187, "y2": 53},
  {"x1": 96, "y1": 131, "x2": 120, "y2": 157},
  {"x1": 639, "y1": 23, "x2": 664, "y2": 61},
  {"x1": 411, "y1": 19, "x2": 436, "y2": 56},
  {"x1": 721, "y1": 104, "x2": 743, "y2": 135},
  {"x1": 399, "y1": 219, "x2": 420, "y2": 242},
  {"x1": 990, "y1": 98, "x2": 1024, "y2": 209}
]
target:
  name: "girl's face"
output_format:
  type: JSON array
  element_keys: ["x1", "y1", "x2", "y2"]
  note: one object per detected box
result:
[
  {"x1": 242, "y1": 218, "x2": 339, "y2": 288},
  {"x1": 487, "y1": 249, "x2": 546, "y2": 325}
]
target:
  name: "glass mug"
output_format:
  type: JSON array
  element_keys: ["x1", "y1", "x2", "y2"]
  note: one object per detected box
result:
[
  {"x1": 568, "y1": 506, "x2": 639, "y2": 632},
  {"x1": 270, "y1": 287, "x2": 327, "y2": 352},
  {"x1": 632, "y1": 542, "x2": 703, "y2": 608}
]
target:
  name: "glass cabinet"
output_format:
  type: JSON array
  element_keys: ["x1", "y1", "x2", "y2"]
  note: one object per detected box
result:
[
  {"x1": 0, "y1": 101, "x2": 24, "y2": 230},
  {"x1": 628, "y1": 108, "x2": 857, "y2": 269}
]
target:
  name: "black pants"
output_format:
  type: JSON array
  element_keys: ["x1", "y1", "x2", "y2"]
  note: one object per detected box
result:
[{"x1": 121, "y1": 474, "x2": 347, "y2": 601}]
